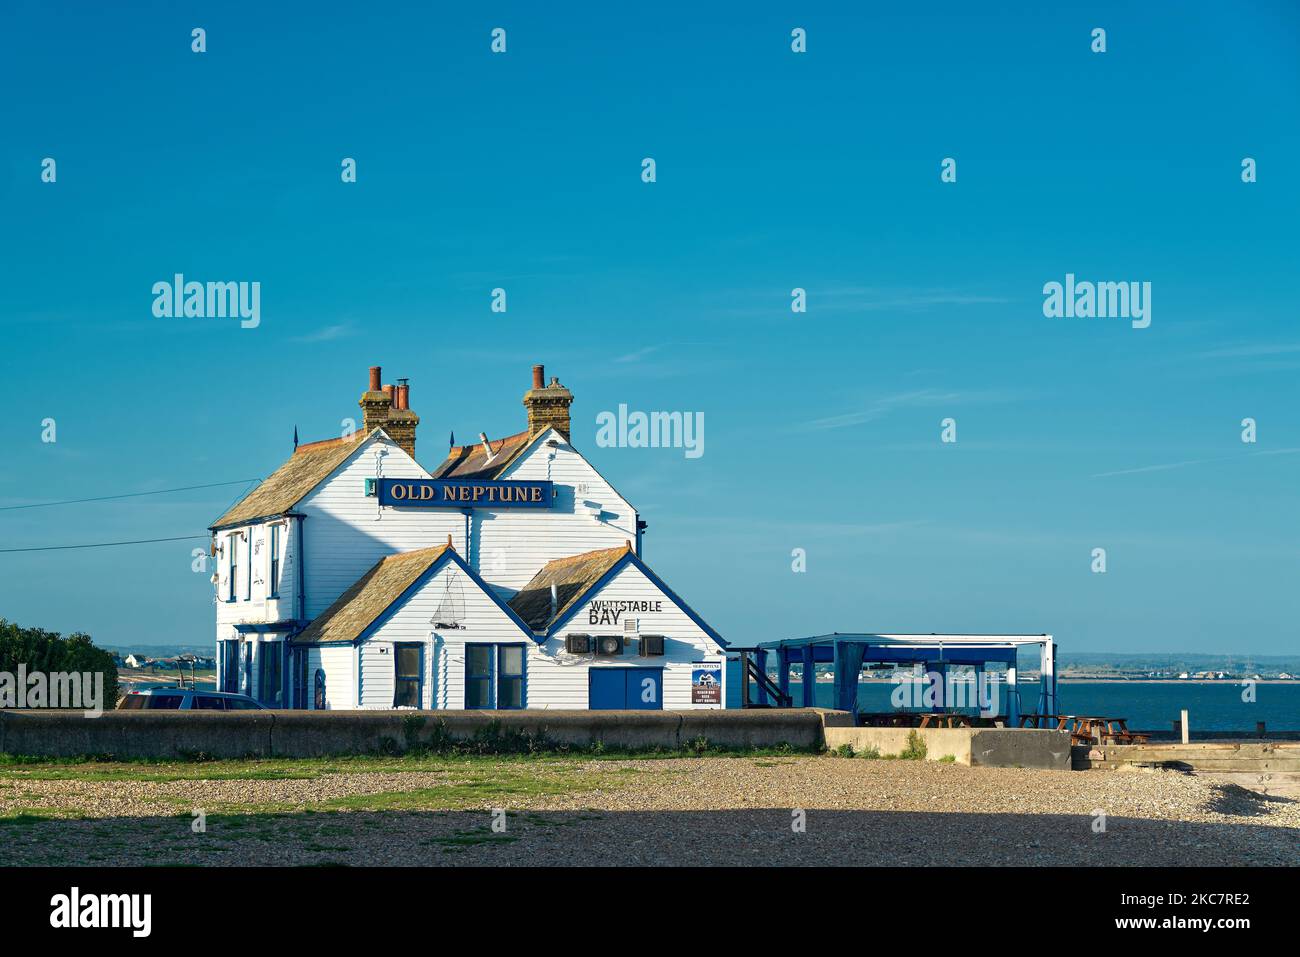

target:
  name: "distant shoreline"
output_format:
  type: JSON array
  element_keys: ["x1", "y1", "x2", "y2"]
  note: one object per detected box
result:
[{"x1": 1058, "y1": 678, "x2": 1298, "y2": 685}]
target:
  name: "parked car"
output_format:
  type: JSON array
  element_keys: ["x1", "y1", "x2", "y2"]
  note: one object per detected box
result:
[{"x1": 117, "y1": 689, "x2": 266, "y2": 711}]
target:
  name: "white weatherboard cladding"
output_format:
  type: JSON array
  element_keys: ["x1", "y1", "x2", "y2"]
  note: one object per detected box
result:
[
  {"x1": 474, "y1": 433, "x2": 637, "y2": 593},
  {"x1": 306, "y1": 644, "x2": 357, "y2": 709},
  {"x1": 214, "y1": 517, "x2": 297, "y2": 634},
  {"x1": 356, "y1": 561, "x2": 531, "y2": 709},
  {"x1": 297, "y1": 437, "x2": 458, "y2": 619},
  {"x1": 297, "y1": 431, "x2": 636, "y2": 619},
  {"x1": 528, "y1": 563, "x2": 726, "y2": 710}
]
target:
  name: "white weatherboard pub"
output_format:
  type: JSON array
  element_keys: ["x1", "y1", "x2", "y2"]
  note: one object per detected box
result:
[{"x1": 209, "y1": 365, "x2": 728, "y2": 711}]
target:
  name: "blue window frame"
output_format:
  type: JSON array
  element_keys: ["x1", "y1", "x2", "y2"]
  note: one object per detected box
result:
[
  {"x1": 228, "y1": 533, "x2": 239, "y2": 601},
  {"x1": 498, "y1": 645, "x2": 524, "y2": 709},
  {"x1": 269, "y1": 524, "x2": 281, "y2": 598},
  {"x1": 220, "y1": 640, "x2": 240, "y2": 693},
  {"x1": 464, "y1": 644, "x2": 526, "y2": 709},
  {"x1": 258, "y1": 642, "x2": 283, "y2": 707}
]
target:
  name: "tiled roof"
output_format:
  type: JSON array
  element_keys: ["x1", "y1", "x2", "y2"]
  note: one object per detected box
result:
[
  {"x1": 507, "y1": 544, "x2": 631, "y2": 631},
  {"x1": 430, "y1": 429, "x2": 536, "y2": 480},
  {"x1": 210, "y1": 431, "x2": 369, "y2": 529},
  {"x1": 291, "y1": 544, "x2": 452, "y2": 645}
]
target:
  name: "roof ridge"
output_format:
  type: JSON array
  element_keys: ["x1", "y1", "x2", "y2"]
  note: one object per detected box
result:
[
  {"x1": 446, "y1": 427, "x2": 530, "y2": 456},
  {"x1": 294, "y1": 431, "x2": 366, "y2": 453},
  {"x1": 540, "y1": 544, "x2": 629, "y2": 569},
  {"x1": 380, "y1": 542, "x2": 452, "y2": 563}
]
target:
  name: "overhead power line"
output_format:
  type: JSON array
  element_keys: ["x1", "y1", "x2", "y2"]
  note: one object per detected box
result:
[
  {"x1": 0, "y1": 479, "x2": 261, "y2": 512},
  {"x1": 0, "y1": 535, "x2": 210, "y2": 555}
]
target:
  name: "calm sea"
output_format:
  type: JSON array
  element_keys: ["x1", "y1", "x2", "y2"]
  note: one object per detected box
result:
[
  {"x1": 140, "y1": 678, "x2": 1298, "y2": 730},
  {"x1": 785, "y1": 680, "x2": 1300, "y2": 732}
]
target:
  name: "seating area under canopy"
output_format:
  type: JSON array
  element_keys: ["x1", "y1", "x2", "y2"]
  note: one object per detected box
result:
[{"x1": 736, "y1": 633, "x2": 1057, "y2": 725}]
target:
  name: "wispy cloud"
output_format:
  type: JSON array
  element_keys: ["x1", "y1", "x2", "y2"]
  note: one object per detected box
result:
[
  {"x1": 814, "y1": 286, "x2": 1012, "y2": 313},
  {"x1": 290, "y1": 323, "x2": 354, "y2": 343},
  {"x1": 801, "y1": 388, "x2": 1027, "y2": 432},
  {"x1": 1192, "y1": 342, "x2": 1300, "y2": 360},
  {"x1": 614, "y1": 345, "x2": 661, "y2": 364},
  {"x1": 1091, "y1": 448, "x2": 1300, "y2": 478}
]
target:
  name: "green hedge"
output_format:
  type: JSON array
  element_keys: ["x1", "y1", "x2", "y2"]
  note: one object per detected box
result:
[{"x1": 0, "y1": 619, "x2": 119, "y2": 707}]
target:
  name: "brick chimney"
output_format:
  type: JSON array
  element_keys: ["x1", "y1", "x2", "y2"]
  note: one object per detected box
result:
[
  {"x1": 359, "y1": 365, "x2": 391, "y2": 436},
  {"x1": 522, "y1": 363, "x2": 574, "y2": 440},
  {"x1": 386, "y1": 378, "x2": 420, "y2": 460}
]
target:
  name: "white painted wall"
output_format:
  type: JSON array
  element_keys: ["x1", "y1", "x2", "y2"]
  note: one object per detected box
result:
[
  {"x1": 304, "y1": 644, "x2": 357, "y2": 709},
  {"x1": 477, "y1": 432, "x2": 637, "y2": 593},
  {"x1": 526, "y1": 562, "x2": 727, "y2": 710},
  {"x1": 214, "y1": 517, "x2": 297, "y2": 638},
  {"x1": 296, "y1": 429, "x2": 637, "y2": 617},
  {"x1": 320, "y1": 557, "x2": 726, "y2": 712},
  {"x1": 297, "y1": 436, "x2": 450, "y2": 620},
  {"x1": 356, "y1": 560, "x2": 532, "y2": 709}
]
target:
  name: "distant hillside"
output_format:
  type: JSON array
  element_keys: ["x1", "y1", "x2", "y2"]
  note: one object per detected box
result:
[
  {"x1": 1053, "y1": 651, "x2": 1300, "y2": 674},
  {"x1": 103, "y1": 644, "x2": 215, "y2": 659}
]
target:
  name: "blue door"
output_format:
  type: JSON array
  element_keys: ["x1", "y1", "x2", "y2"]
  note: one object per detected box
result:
[{"x1": 589, "y1": 668, "x2": 662, "y2": 710}]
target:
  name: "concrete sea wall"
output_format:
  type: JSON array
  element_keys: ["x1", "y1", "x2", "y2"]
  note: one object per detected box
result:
[
  {"x1": 822, "y1": 726, "x2": 1073, "y2": 770},
  {"x1": 0, "y1": 708, "x2": 829, "y2": 759}
]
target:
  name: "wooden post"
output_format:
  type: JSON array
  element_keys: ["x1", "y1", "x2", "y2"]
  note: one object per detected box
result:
[{"x1": 1180, "y1": 709, "x2": 1189, "y2": 744}]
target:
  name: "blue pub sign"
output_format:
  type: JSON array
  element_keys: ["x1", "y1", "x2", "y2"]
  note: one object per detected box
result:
[{"x1": 374, "y1": 477, "x2": 554, "y2": 509}]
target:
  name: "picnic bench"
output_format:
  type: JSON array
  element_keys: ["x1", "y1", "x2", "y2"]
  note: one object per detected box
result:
[{"x1": 1018, "y1": 714, "x2": 1149, "y2": 745}]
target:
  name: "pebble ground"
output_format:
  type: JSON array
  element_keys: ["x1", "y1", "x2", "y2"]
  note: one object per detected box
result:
[{"x1": 2, "y1": 756, "x2": 1296, "y2": 866}]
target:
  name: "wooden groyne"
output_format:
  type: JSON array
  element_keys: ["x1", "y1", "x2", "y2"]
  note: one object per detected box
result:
[{"x1": 1076, "y1": 740, "x2": 1300, "y2": 772}]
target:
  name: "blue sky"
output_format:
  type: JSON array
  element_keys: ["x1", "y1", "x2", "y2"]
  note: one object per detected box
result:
[{"x1": 1, "y1": 1, "x2": 1297, "y2": 655}]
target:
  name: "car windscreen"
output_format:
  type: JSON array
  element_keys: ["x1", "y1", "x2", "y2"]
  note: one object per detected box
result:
[{"x1": 117, "y1": 695, "x2": 147, "y2": 710}]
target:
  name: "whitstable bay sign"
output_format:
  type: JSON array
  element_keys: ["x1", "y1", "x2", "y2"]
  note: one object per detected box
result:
[{"x1": 374, "y1": 478, "x2": 554, "y2": 510}]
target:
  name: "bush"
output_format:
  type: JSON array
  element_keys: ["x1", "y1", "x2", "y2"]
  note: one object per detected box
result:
[
  {"x1": 833, "y1": 743, "x2": 855, "y2": 758},
  {"x1": 0, "y1": 619, "x2": 119, "y2": 707},
  {"x1": 857, "y1": 744, "x2": 881, "y2": 759},
  {"x1": 900, "y1": 730, "x2": 928, "y2": 761}
]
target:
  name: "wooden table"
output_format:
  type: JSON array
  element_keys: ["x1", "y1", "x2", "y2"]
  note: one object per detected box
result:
[
  {"x1": 917, "y1": 713, "x2": 973, "y2": 729},
  {"x1": 1021, "y1": 714, "x2": 1148, "y2": 745}
]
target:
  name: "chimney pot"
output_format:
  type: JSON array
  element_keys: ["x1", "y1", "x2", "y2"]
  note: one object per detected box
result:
[
  {"x1": 382, "y1": 384, "x2": 395, "y2": 407},
  {"x1": 369, "y1": 366, "x2": 382, "y2": 391},
  {"x1": 522, "y1": 362, "x2": 573, "y2": 440},
  {"x1": 395, "y1": 384, "x2": 409, "y2": 410}
]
